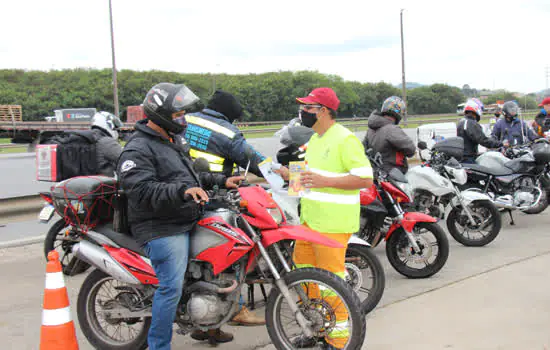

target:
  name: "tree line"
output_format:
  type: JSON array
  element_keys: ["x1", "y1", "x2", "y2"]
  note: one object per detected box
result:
[{"x1": 0, "y1": 68, "x2": 539, "y2": 122}]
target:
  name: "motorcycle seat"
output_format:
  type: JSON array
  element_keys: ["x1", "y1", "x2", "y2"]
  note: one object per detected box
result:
[
  {"x1": 94, "y1": 224, "x2": 147, "y2": 257},
  {"x1": 461, "y1": 163, "x2": 514, "y2": 176}
]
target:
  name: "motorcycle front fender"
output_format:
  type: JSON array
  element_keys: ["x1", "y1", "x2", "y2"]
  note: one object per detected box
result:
[
  {"x1": 349, "y1": 235, "x2": 372, "y2": 247},
  {"x1": 452, "y1": 189, "x2": 493, "y2": 207},
  {"x1": 261, "y1": 225, "x2": 344, "y2": 249},
  {"x1": 386, "y1": 212, "x2": 437, "y2": 239}
]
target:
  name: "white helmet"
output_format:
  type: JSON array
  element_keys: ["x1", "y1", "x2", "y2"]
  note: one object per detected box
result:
[{"x1": 91, "y1": 111, "x2": 123, "y2": 139}]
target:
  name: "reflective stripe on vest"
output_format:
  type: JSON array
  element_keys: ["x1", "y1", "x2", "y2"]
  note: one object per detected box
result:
[
  {"x1": 185, "y1": 115, "x2": 236, "y2": 139},
  {"x1": 301, "y1": 124, "x2": 371, "y2": 233},
  {"x1": 189, "y1": 149, "x2": 226, "y2": 172}
]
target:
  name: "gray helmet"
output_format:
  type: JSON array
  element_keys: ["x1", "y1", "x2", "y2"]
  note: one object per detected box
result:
[{"x1": 502, "y1": 101, "x2": 520, "y2": 121}]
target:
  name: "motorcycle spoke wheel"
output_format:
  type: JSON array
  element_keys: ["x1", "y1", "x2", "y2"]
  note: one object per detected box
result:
[
  {"x1": 43, "y1": 219, "x2": 89, "y2": 276},
  {"x1": 77, "y1": 269, "x2": 150, "y2": 350},
  {"x1": 265, "y1": 268, "x2": 366, "y2": 350},
  {"x1": 345, "y1": 244, "x2": 386, "y2": 315}
]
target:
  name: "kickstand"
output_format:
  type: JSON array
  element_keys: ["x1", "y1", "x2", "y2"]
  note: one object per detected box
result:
[{"x1": 507, "y1": 210, "x2": 515, "y2": 226}]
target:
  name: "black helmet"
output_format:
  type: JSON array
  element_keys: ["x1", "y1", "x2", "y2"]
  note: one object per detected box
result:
[
  {"x1": 143, "y1": 83, "x2": 200, "y2": 134},
  {"x1": 502, "y1": 101, "x2": 520, "y2": 121},
  {"x1": 380, "y1": 96, "x2": 406, "y2": 124},
  {"x1": 207, "y1": 90, "x2": 243, "y2": 123}
]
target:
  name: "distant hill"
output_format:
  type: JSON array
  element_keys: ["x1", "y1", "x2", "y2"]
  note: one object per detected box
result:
[{"x1": 393, "y1": 82, "x2": 424, "y2": 90}]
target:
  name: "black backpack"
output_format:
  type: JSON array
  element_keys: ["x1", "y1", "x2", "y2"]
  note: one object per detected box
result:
[{"x1": 43, "y1": 130, "x2": 99, "y2": 181}]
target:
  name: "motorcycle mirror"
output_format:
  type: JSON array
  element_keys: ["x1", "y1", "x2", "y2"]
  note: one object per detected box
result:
[
  {"x1": 417, "y1": 141, "x2": 428, "y2": 150},
  {"x1": 193, "y1": 158, "x2": 211, "y2": 173}
]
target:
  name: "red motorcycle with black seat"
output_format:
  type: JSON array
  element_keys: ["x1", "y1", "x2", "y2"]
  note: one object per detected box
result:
[
  {"x1": 358, "y1": 150, "x2": 449, "y2": 279},
  {"x1": 48, "y1": 175, "x2": 366, "y2": 349}
]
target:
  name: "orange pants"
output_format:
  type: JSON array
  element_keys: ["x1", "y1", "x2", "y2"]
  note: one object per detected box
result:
[{"x1": 293, "y1": 226, "x2": 352, "y2": 349}]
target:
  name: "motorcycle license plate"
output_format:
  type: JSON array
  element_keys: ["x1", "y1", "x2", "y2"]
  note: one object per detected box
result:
[{"x1": 38, "y1": 204, "x2": 55, "y2": 223}]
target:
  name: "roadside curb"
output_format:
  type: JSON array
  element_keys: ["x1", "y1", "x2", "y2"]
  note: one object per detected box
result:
[{"x1": 0, "y1": 235, "x2": 44, "y2": 249}]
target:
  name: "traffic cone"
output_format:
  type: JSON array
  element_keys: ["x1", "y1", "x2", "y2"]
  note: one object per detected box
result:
[{"x1": 39, "y1": 250, "x2": 79, "y2": 350}]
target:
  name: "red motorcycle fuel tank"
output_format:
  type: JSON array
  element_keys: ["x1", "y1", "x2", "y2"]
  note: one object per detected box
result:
[{"x1": 191, "y1": 209, "x2": 254, "y2": 275}]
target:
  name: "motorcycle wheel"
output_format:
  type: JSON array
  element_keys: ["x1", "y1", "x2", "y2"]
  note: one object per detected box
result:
[
  {"x1": 521, "y1": 190, "x2": 549, "y2": 215},
  {"x1": 265, "y1": 267, "x2": 366, "y2": 350},
  {"x1": 385, "y1": 222, "x2": 449, "y2": 279},
  {"x1": 447, "y1": 200, "x2": 502, "y2": 247},
  {"x1": 345, "y1": 244, "x2": 386, "y2": 315},
  {"x1": 77, "y1": 269, "x2": 151, "y2": 350},
  {"x1": 43, "y1": 219, "x2": 90, "y2": 276}
]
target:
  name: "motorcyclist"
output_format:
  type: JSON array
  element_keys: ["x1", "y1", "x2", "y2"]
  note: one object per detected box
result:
[
  {"x1": 117, "y1": 83, "x2": 243, "y2": 350},
  {"x1": 533, "y1": 97, "x2": 550, "y2": 137},
  {"x1": 362, "y1": 96, "x2": 415, "y2": 174},
  {"x1": 457, "y1": 98, "x2": 502, "y2": 163},
  {"x1": 175, "y1": 89, "x2": 266, "y2": 178},
  {"x1": 491, "y1": 101, "x2": 539, "y2": 146},
  {"x1": 175, "y1": 90, "x2": 270, "y2": 332},
  {"x1": 90, "y1": 111, "x2": 123, "y2": 177}
]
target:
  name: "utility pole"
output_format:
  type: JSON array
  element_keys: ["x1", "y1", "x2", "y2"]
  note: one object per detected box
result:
[
  {"x1": 400, "y1": 9, "x2": 407, "y2": 123},
  {"x1": 109, "y1": 0, "x2": 120, "y2": 117},
  {"x1": 545, "y1": 65, "x2": 549, "y2": 93}
]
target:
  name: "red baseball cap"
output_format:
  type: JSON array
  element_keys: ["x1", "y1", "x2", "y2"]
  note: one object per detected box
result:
[
  {"x1": 539, "y1": 97, "x2": 550, "y2": 107},
  {"x1": 296, "y1": 87, "x2": 340, "y2": 110}
]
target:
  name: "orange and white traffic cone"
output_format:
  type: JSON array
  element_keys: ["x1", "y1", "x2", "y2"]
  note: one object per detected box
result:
[{"x1": 39, "y1": 250, "x2": 79, "y2": 350}]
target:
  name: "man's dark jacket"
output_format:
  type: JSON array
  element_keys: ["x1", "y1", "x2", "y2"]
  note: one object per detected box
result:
[
  {"x1": 457, "y1": 115, "x2": 502, "y2": 159},
  {"x1": 363, "y1": 111, "x2": 416, "y2": 174},
  {"x1": 117, "y1": 120, "x2": 227, "y2": 246}
]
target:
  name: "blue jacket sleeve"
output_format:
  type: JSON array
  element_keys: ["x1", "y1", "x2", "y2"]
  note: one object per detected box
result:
[
  {"x1": 228, "y1": 131, "x2": 267, "y2": 177},
  {"x1": 491, "y1": 120, "x2": 502, "y2": 140}
]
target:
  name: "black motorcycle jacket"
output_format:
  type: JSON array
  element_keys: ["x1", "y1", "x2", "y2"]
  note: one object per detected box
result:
[
  {"x1": 457, "y1": 115, "x2": 502, "y2": 159},
  {"x1": 117, "y1": 120, "x2": 228, "y2": 246}
]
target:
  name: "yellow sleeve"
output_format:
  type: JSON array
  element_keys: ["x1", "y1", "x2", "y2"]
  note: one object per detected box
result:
[{"x1": 341, "y1": 135, "x2": 373, "y2": 178}]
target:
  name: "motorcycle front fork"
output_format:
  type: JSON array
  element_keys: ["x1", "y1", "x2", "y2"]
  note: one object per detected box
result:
[{"x1": 240, "y1": 217, "x2": 314, "y2": 337}]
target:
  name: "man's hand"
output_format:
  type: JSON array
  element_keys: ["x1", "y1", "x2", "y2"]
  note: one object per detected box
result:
[
  {"x1": 226, "y1": 176, "x2": 245, "y2": 189},
  {"x1": 502, "y1": 139, "x2": 510, "y2": 148},
  {"x1": 300, "y1": 171, "x2": 330, "y2": 189},
  {"x1": 274, "y1": 166, "x2": 290, "y2": 181},
  {"x1": 185, "y1": 187, "x2": 209, "y2": 204}
]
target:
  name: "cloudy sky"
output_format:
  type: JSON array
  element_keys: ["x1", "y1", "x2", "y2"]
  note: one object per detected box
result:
[{"x1": 2, "y1": 0, "x2": 548, "y2": 94}]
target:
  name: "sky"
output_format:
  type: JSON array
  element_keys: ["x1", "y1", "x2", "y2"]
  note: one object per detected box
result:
[{"x1": 1, "y1": 0, "x2": 549, "y2": 94}]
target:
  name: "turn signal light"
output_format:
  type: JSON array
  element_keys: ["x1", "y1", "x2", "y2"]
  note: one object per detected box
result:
[{"x1": 239, "y1": 200, "x2": 248, "y2": 208}]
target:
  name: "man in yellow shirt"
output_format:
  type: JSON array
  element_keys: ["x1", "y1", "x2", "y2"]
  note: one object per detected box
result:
[{"x1": 277, "y1": 87, "x2": 373, "y2": 349}]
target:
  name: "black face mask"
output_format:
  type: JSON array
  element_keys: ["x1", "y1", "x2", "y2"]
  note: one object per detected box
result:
[{"x1": 300, "y1": 110, "x2": 318, "y2": 128}]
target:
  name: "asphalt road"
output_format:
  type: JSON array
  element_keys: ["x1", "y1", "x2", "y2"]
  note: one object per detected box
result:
[
  {"x1": 1, "y1": 209, "x2": 550, "y2": 349},
  {"x1": 1, "y1": 129, "x2": 418, "y2": 199}
]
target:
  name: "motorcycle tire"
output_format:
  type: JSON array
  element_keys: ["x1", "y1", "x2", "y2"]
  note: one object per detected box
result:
[
  {"x1": 521, "y1": 190, "x2": 549, "y2": 215},
  {"x1": 345, "y1": 244, "x2": 386, "y2": 315},
  {"x1": 385, "y1": 222, "x2": 449, "y2": 279},
  {"x1": 265, "y1": 267, "x2": 366, "y2": 350},
  {"x1": 77, "y1": 269, "x2": 151, "y2": 350},
  {"x1": 44, "y1": 219, "x2": 90, "y2": 276},
  {"x1": 447, "y1": 200, "x2": 502, "y2": 247}
]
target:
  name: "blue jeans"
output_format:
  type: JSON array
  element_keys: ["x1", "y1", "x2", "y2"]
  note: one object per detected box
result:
[{"x1": 144, "y1": 233, "x2": 190, "y2": 350}]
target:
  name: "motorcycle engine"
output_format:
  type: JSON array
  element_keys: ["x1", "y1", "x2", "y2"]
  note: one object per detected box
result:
[
  {"x1": 187, "y1": 293, "x2": 232, "y2": 325},
  {"x1": 413, "y1": 191, "x2": 443, "y2": 219},
  {"x1": 511, "y1": 177, "x2": 537, "y2": 207}
]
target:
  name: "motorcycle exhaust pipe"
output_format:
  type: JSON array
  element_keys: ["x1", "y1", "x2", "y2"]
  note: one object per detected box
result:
[
  {"x1": 72, "y1": 241, "x2": 140, "y2": 285},
  {"x1": 492, "y1": 199, "x2": 516, "y2": 210},
  {"x1": 185, "y1": 280, "x2": 239, "y2": 295}
]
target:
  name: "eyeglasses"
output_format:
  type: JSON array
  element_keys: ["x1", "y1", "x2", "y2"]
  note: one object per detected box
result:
[{"x1": 299, "y1": 104, "x2": 323, "y2": 111}]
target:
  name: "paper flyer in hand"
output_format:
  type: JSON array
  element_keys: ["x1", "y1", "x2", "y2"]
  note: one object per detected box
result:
[
  {"x1": 288, "y1": 161, "x2": 307, "y2": 197},
  {"x1": 258, "y1": 157, "x2": 285, "y2": 191}
]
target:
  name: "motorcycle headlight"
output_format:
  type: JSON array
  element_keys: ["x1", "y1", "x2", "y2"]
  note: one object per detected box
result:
[{"x1": 267, "y1": 208, "x2": 284, "y2": 225}]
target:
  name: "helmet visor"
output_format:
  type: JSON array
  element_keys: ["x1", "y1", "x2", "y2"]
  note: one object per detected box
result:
[{"x1": 172, "y1": 85, "x2": 200, "y2": 111}]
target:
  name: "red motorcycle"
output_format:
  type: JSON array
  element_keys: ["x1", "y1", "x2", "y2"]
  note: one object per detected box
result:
[
  {"x1": 357, "y1": 151, "x2": 449, "y2": 279},
  {"x1": 53, "y1": 176, "x2": 366, "y2": 349}
]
